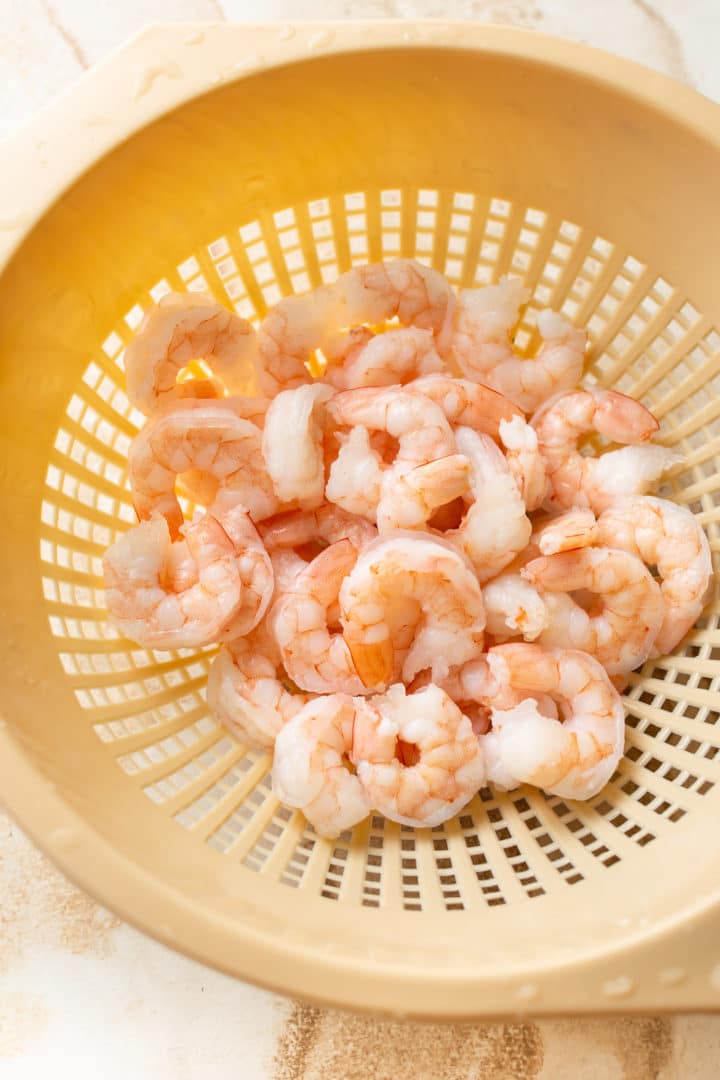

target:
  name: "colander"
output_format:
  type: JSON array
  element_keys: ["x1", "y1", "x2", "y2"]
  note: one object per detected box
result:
[{"x1": 2, "y1": 21, "x2": 720, "y2": 1019}]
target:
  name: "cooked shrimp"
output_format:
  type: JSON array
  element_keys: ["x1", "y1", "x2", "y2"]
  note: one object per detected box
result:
[
  {"x1": 339, "y1": 534, "x2": 485, "y2": 688},
  {"x1": 207, "y1": 635, "x2": 308, "y2": 751},
  {"x1": 532, "y1": 507, "x2": 598, "y2": 555},
  {"x1": 124, "y1": 292, "x2": 258, "y2": 415},
  {"x1": 523, "y1": 547, "x2": 664, "y2": 674},
  {"x1": 128, "y1": 398, "x2": 278, "y2": 537},
  {"x1": 532, "y1": 388, "x2": 680, "y2": 513},
  {"x1": 485, "y1": 644, "x2": 625, "y2": 800},
  {"x1": 450, "y1": 277, "x2": 529, "y2": 375},
  {"x1": 498, "y1": 415, "x2": 548, "y2": 511},
  {"x1": 485, "y1": 309, "x2": 587, "y2": 413},
  {"x1": 324, "y1": 426, "x2": 385, "y2": 522},
  {"x1": 270, "y1": 539, "x2": 368, "y2": 695},
  {"x1": 260, "y1": 504, "x2": 377, "y2": 552},
  {"x1": 444, "y1": 427, "x2": 531, "y2": 582},
  {"x1": 273, "y1": 694, "x2": 371, "y2": 837},
  {"x1": 103, "y1": 507, "x2": 273, "y2": 649},
  {"x1": 376, "y1": 454, "x2": 472, "y2": 532},
  {"x1": 325, "y1": 327, "x2": 444, "y2": 390},
  {"x1": 408, "y1": 372, "x2": 523, "y2": 439},
  {"x1": 262, "y1": 383, "x2": 333, "y2": 508},
  {"x1": 256, "y1": 259, "x2": 453, "y2": 395},
  {"x1": 351, "y1": 683, "x2": 485, "y2": 827},
  {"x1": 482, "y1": 573, "x2": 549, "y2": 641},
  {"x1": 434, "y1": 656, "x2": 559, "y2": 737},
  {"x1": 596, "y1": 496, "x2": 713, "y2": 655}
]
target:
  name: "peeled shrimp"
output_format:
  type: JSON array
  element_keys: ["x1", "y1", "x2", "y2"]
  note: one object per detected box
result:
[
  {"x1": 103, "y1": 507, "x2": 273, "y2": 649},
  {"x1": 325, "y1": 327, "x2": 444, "y2": 390},
  {"x1": 351, "y1": 683, "x2": 485, "y2": 827},
  {"x1": 125, "y1": 292, "x2": 257, "y2": 415},
  {"x1": 262, "y1": 383, "x2": 333, "y2": 508},
  {"x1": 270, "y1": 539, "x2": 368, "y2": 695},
  {"x1": 532, "y1": 507, "x2": 598, "y2": 555},
  {"x1": 450, "y1": 277, "x2": 529, "y2": 375},
  {"x1": 326, "y1": 385, "x2": 459, "y2": 525},
  {"x1": 407, "y1": 373, "x2": 523, "y2": 439},
  {"x1": 444, "y1": 427, "x2": 531, "y2": 583},
  {"x1": 523, "y1": 546, "x2": 664, "y2": 674},
  {"x1": 532, "y1": 388, "x2": 680, "y2": 513},
  {"x1": 260, "y1": 504, "x2": 377, "y2": 552},
  {"x1": 485, "y1": 309, "x2": 587, "y2": 414},
  {"x1": 256, "y1": 259, "x2": 453, "y2": 395},
  {"x1": 207, "y1": 633, "x2": 308, "y2": 751},
  {"x1": 128, "y1": 398, "x2": 278, "y2": 537},
  {"x1": 498, "y1": 416, "x2": 548, "y2": 511},
  {"x1": 482, "y1": 573, "x2": 549, "y2": 642},
  {"x1": 273, "y1": 694, "x2": 371, "y2": 837},
  {"x1": 435, "y1": 656, "x2": 559, "y2": 736},
  {"x1": 596, "y1": 496, "x2": 713, "y2": 655},
  {"x1": 485, "y1": 644, "x2": 625, "y2": 800},
  {"x1": 339, "y1": 533, "x2": 485, "y2": 688}
]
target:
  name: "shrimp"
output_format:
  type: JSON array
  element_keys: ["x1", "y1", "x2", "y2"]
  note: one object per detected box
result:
[
  {"x1": 482, "y1": 573, "x2": 549, "y2": 641},
  {"x1": 484, "y1": 309, "x2": 587, "y2": 413},
  {"x1": 339, "y1": 534, "x2": 486, "y2": 688},
  {"x1": 532, "y1": 388, "x2": 680, "y2": 513},
  {"x1": 207, "y1": 634, "x2": 308, "y2": 751},
  {"x1": 273, "y1": 695, "x2": 371, "y2": 837},
  {"x1": 484, "y1": 644, "x2": 625, "y2": 800},
  {"x1": 376, "y1": 454, "x2": 472, "y2": 532},
  {"x1": 260, "y1": 504, "x2": 377, "y2": 552},
  {"x1": 443, "y1": 427, "x2": 531, "y2": 582},
  {"x1": 351, "y1": 683, "x2": 485, "y2": 828},
  {"x1": 596, "y1": 496, "x2": 713, "y2": 655},
  {"x1": 532, "y1": 507, "x2": 598, "y2": 555},
  {"x1": 498, "y1": 415, "x2": 548, "y2": 511},
  {"x1": 128, "y1": 398, "x2": 278, "y2": 537},
  {"x1": 325, "y1": 327, "x2": 445, "y2": 390},
  {"x1": 408, "y1": 372, "x2": 523, "y2": 439},
  {"x1": 523, "y1": 547, "x2": 664, "y2": 674},
  {"x1": 434, "y1": 656, "x2": 559, "y2": 737},
  {"x1": 261, "y1": 383, "x2": 333, "y2": 508},
  {"x1": 326, "y1": 385, "x2": 459, "y2": 524},
  {"x1": 450, "y1": 277, "x2": 530, "y2": 375},
  {"x1": 256, "y1": 259, "x2": 453, "y2": 395},
  {"x1": 103, "y1": 506, "x2": 273, "y2": 649},
  {"x1": 124, "y1": 292, "x2": 258, "y2": 415},
  {"x1": 270, "y1": 539, "x2": 368, "y2": 695}
]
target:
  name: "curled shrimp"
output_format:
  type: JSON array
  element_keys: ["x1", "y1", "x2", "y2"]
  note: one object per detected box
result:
[
  {"x1": 485, "y1": 644, "x2": 625, "y2": 800},
  {"x1": 270, "y1": 539, "x2": 368, "y2": 695},
  {"x1": 485, "y1": 309, "x2": 587, "y2": 413},
  {"x1": 207, "y1": 631, "x2": 308, "y2": 751},
  {"x1": 532, "y1": 387, "x2": 680, "y2": 513},
  {"x1": 351, "y1": 683, "x2": 485, "y2": 827},
  {"x1": 124, "y1": 292, "x2": 257, "y2": 415},
  {"x1": 273, "y1": 694, "x2": 371, "y2": 837},
  {"x1": 498, "y1": 415, "x2": 548, "y2": 511},
  {"x1": 482, "y1": 573, "x2": 549, "y2": 642},
  {"x1": 531, "y1": 507, "x2": 598, "y2": 555},
  {"x1": 597, "y1": 496, "x2": 713, "y2": 655},
  {"x1": 434, "y1": 656, "x2": 559, "y2": 737},
  {"x1": 325, "y1": 327, "x2": 445, "y2": 390},
  {"x1": 256, "y1": 259, "x2": 453, "y2": 395},
  {"x1": 259, "y1": 504, "x2": 377, "y2": 553},
  {"x1": 444, "y1": 427, "x2": 531, "y2": 583},
  {"x1": 407, "y1": 373, "x2": 523, "y2": 438},
  {"x1": 523, "y1": 546, "x2": 664, "y2": 674},
  {"x1": 339, "y1": 534, "x2": 485, "y2": 688},
  {"x1": 262, "y1": 383, "x2": 333, "y2": 508},
  {"x1": 128, "y1": 398, "x2": 278, "y2": 537},
  {"x1": 103, "y1": 507, "x2": 273, "y2": 649},
  {"x1": 450, "y1": 277, "x2": 530, "y2": 374},
  {"x1": 326, "y1": 385, "x2": 459, "y2": 525}
]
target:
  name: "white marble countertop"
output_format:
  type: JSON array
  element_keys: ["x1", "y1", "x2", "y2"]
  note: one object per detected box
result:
[{"x1": 2, "y1": 1, "x2": 720, "y2": 1076}]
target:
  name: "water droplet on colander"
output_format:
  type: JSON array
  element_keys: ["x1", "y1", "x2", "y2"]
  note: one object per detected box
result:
[
  {"x1": 307, "y1": 30, "x2": 334, "y2": 51},
  {"x1": 515, "y1": 983, "x2": 539, "y2": 1002},
  {"x1": 658, "y1": 967, "x2": 686, "y2": 986},
  {"x1": 133, "y1": 62, "x2": 182, "y2": 102},
  {"x1": 278, "y1": 25, "x2": 296, "y2": 41},
  {"x1": 602, "y1": 975, "x2": 635, "y2": 998},
  {"x1": 184, "y1": 30, "x2": 205, "y2": 46},
  {"x1": 709, "y1": 964, "x2": 720, "y2": 989}
]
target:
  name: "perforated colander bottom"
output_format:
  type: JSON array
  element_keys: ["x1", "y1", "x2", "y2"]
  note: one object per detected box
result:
[{"x1": 39, "y1": 185, "x2": 720, "y2": 914}]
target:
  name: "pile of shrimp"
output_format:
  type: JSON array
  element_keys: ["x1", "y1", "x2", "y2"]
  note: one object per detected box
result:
[{"x1": 103, "y1": 260, "x2": 712, "y2": 838}]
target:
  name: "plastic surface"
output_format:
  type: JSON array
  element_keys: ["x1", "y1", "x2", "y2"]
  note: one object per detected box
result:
[{"x1": 1, "y1": 22, "x2": 720, "y2": 1017}]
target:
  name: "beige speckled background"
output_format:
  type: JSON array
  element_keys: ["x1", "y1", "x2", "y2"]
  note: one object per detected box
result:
[{"x1": 2, "y1": 1, "x2": 720, "y2": 1076}]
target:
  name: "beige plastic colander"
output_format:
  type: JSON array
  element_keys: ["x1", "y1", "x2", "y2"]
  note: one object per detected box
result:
[{"x1": 1, "y1": 22, "x2": 720, "y2": 1018}]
